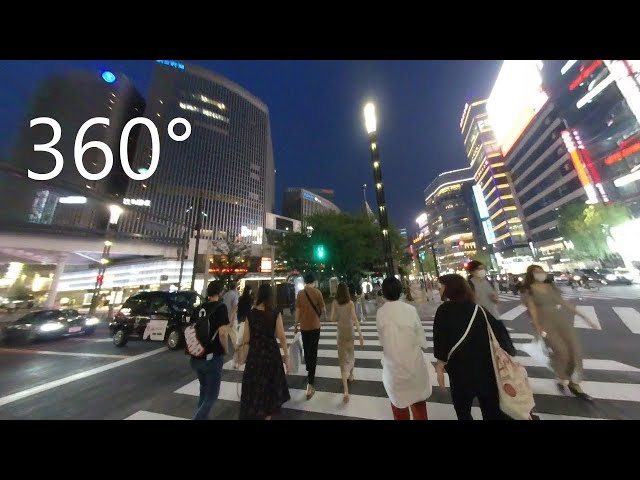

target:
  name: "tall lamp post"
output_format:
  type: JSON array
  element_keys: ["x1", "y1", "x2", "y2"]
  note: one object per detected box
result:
[
  {"x1": 90, "y1": 204, "x2": 123, "y2": 315},
  {"x1": 363, "y1": 102, "x2": 394, "y2": 278}
]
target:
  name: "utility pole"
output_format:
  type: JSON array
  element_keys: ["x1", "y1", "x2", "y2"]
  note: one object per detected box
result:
[{"x1": 190, "y1": 197, "x2": 203, "y2": 291}]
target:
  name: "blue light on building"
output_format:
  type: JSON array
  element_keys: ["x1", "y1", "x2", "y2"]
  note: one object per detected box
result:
[
  {"x1": 156, "y1": 60, "x2": 185, "y2": 70},
  {"x1": 101, "y1": 71, "x2": 116, "y2": 83}
]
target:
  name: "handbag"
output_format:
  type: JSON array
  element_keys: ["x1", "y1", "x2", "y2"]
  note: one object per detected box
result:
[
  {"x1": 233, "y1": 321, "x2": 249, "y2": 369},
  {"x1": 480, "y1": 307, "x2": 536, "y2": 420},
  {"x1": 288, "y1": 332, "x2": 303, "y2": 373}
]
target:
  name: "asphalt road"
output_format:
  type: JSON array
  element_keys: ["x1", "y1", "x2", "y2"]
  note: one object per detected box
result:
[{"x1": 0, "y1": 284, "x2": 638, "y2": 420}]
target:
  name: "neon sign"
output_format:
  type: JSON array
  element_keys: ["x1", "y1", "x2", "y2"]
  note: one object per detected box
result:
[{"x1": 156, "y1": 60, "x2": 185, "y2": 70}]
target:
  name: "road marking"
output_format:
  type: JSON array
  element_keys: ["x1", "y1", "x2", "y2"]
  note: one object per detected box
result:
[
  {"x1": 575, "y1": 306, "x2": 601, "y2": 330},
  {"x1": 500, "y1": 304, "x2": 527, "y2": 321},
  {"x1": 0, "y1": 348, "x2": 128, "y2": 359},
  {"x1": 284, "y1": 331, "x2": 531, "y2": 340},
  {"x1": 613, "y1": 307, "x2": 640, "y2": 334},
  {"x1": 173, "y1": 380, "x2": 603, "y2": 420},
  {"x1": 126, "y1": 410, "x2": 184, "y2": 420},
  {"x1": 0, "y1": 347, "x2": 167, "y2": 408}
]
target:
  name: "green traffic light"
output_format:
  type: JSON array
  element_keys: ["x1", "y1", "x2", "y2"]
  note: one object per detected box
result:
[{"x1": 315, "y1": 245, "x2": 325, "y2": 260}]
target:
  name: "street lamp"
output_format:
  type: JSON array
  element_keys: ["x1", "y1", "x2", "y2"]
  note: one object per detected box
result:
[
  {"x1": 363, "y1": 102, "x2": 394, "y2": 277},
  {"x1": 90, "y1": 203, "x2": 123, "y2": 314}
]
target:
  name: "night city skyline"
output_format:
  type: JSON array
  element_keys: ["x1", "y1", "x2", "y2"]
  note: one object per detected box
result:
[{"x1": 0, "y1": 60, "x2": 502, "y2": 230}]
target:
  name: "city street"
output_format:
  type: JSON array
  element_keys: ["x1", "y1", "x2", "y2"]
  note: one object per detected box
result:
[{"x1": 0, "y1": 283, "x2": 638, "y2": 420}]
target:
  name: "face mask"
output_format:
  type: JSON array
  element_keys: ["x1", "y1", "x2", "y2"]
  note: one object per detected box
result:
[
  {"x1": 534, "y1": 273, "x2": 547, "y2": 282},
  {"x1": 475, "y1": 269, "x2": 487, "y2": 277}
]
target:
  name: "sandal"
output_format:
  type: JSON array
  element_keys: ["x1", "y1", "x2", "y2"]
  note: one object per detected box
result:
[
  {"x1": 306, "y1": 385, "x2": 315, "y2": 400},
  {"x1": 343, "y1": 394, "x2": 349, "y2": 404}
]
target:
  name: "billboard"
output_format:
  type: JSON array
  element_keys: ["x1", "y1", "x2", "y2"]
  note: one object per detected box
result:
[{"x1": 487, "y1": 61, "x2": 549, "y2": 156}]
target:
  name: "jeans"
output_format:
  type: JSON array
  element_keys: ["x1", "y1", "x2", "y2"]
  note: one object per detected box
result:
[
  {"x1": 301, "y1": 329, "x2": 321, "y2": 385},
  {"x1": 190, "y1": 355, "x2": 224, "y2": 420}
]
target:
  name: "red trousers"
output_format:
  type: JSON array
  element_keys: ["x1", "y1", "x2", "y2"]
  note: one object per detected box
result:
[{"x1": 391, "y1": 400, "x2": 428, "y2": 420}]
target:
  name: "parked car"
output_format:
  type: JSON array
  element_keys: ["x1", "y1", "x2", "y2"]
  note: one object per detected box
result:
[
  {"x1": 580, "y1": 268, "x2": 632, "y2": 285},
  {"x1": 109, "y1": 291, "x2": 202, "y2": 350},
  {"x1": 2, "y1": 309, "x2": 99, "y2": 343}
]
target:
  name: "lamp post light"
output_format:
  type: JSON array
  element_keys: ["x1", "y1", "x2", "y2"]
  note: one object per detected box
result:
[
  {"x1": 90, "y1": 204, "x2": 124, "y2": 315},
  {"x1": 363, "y1": 102, "x2": 395, "y2": 278}
]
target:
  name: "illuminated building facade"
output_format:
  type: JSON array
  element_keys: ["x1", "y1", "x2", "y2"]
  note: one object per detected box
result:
[
  {"x1": 487, "y1": 60, "x2": 599, "y2": 258},
  {"x1": 121, "y1": 61, "x2": 275, "y2": 245},
  {"x1": 421, "y1": 168, "x2": 485, "y2": 273},
  {"x1": 282, "y1": 187, "x2": 340, "y2": 227},
  {"x1": 2, "y1": 69, "x2": 145, "y2": 229},
  {"x1": 544, "y1": 60, "x2": 640, "y2": 217},
  {"x1": 460, "y1": 100, "x2": 530, "y2": 266}
]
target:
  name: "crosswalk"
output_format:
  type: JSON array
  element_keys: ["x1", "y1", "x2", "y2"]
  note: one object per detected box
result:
[
  {"x1": 125, "y1": 316, "x2": 640, "y2": 421},
  {"x1": 499, "y1": 288, "x2": 640, "y2": 301}
]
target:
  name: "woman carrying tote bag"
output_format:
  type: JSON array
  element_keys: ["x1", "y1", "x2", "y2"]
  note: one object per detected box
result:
[{"x1": 433, "y1": 274, "x2": 516, "y2": 420}]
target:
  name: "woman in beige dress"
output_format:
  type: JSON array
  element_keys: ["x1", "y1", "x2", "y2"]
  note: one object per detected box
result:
[
  {"x1": 521, "y1": 264, "x2": 597, "y2": 400},
  {"x1": 330, "y1": 282, "x2": 364, "y2": 403}
]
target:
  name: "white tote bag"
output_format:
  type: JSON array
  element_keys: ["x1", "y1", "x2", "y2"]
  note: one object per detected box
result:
[
  {"x1": 288, "y1": 332, "x2": 303, "y2": 373},
  {"x1": 481, "y1": 307, "x2": 535, "y2": 420}
]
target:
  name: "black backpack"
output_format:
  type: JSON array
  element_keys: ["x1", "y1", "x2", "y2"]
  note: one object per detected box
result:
[{"x1": 184, "y1": 302, "x2": 221, "y2": 358}]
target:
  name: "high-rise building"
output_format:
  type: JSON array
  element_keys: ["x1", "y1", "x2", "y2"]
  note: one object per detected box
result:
[
  {"x1": 120, "y1": 61, "x2": 275, "y2": 246},
  {"x1": 2, "y1": 69, "x2": 145, "y2": 228},
  {"x1": 282, "y1": 187, "x2": 340, "y2": 226},
  {"x1": 486, "y1": 60, "x2": 596, "y2": 259},
  {"x1": 543, "y1": 60, "x2": 640, "y2": 217},
  {"x1": 305, "y1": 188, "x2": 335, "y2": 202},
  {"x1": 460, "y1": 99, "x2": 530, "y2": 270},
  {"x1": 421, "y1": 168, "x2": 485, "y2": 273}
]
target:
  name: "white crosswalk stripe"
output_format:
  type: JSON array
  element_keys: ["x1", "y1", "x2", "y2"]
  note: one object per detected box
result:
[
  {"x1": 613, "y1": 307, "x2": 640, "y2": 335},
  {"x1": 126, "y1": 319, "x2": 640, "y2": 421}
]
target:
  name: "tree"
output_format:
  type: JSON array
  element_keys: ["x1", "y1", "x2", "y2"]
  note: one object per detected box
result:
[
  {"x1": 558, "y1": 203, "x2": 631, "y2": 262},
  {"x1": 277, "y1": 212, "x2": 405, "y2": 286},
  {"x1": 209, "y1": 239, "x2": 252, "y2": 288}
]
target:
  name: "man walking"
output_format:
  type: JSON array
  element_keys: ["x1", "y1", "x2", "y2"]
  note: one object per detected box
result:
[
  {"x1": 189, "y1": 280, "x2": 230, "y2": 420},
  {"x1": 294, "y1": 273, "x2": 325, "y2": 400}
]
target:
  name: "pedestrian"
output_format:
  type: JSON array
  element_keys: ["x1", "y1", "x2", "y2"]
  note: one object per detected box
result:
[
  {"x1": 294, "y1": 273, "x2": 326, "y2": 400},
  {"x1": 239, "y1": 284, "x2": 291, "y2": 420},
  {"x1": 330, "y1": 282, "x2": 364, "y2": 403},
  {"x1": 223, "y1": 281, "x2": 240, "y2": 330},
  {"x1": 433, "y1": 274, "x2": 516, "y2": 420},
  {"x1": 189, "y1": 280, "x2": 230, "y2": 420},
  {"x1": 466, "y1": 260, "x2": 500, "y2": 318},
  {"x1": 520, "y1": 264, "x2": 597, "y2": 400},
  {"x1": 237, "y1": 286, "x2": 253, "y2": 324},
  {"x1": 376, "y1": 276, "x2": 431, "y2": 420}
]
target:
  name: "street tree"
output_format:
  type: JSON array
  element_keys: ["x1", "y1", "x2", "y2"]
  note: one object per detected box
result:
[
  {"x1": 278, "y1": 212, "x2": 405, "y2": 286},
  {"x1": 558, "y1": 203, "x2": 631, "y2": 262},
  {"x1": 209, "y1": 238, "x2": 252, "y2": 288}
]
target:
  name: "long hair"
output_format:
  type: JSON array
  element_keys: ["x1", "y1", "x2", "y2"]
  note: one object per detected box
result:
[
  {"x1": 241, "y1": 286, "x2": 253, "y2": 300},
  {"x1": 336, "y1": 282, "x2": 351, "y2": 305},
  {"x1": 439, "y1": 274, "x2": 475, "y2": 303},
  {"x1": 521, "y1": 264, "x2": 543, "y2": 294},
  {"x1": 255, "y1": 283, "x2": 274, "y2": 316}
]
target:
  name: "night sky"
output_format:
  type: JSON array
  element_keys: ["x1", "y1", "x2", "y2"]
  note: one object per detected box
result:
[{"x1": 0, "y1": 60, "x2": 501, "y2": 233}]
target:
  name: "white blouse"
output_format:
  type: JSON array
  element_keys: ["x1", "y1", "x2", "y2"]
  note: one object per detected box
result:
[{"x1": 376, "y1": 300, "x2": 431, "y2": 409}]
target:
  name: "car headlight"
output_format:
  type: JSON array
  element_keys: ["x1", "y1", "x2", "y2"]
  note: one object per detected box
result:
[
  {"x1": 85, "y1": 317, "x2": 100, "y2": 326},
  {"x1": 605, "y1": 274, "x2": 616, "y2": 281},
  {"x1": 40, "y1": 322, "x2": 64, "y2": 332}
]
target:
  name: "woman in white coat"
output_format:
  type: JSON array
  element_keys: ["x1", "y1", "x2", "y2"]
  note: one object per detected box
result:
[{"x1": 376, "y1": 277, "x2": 431, "y2": 420}]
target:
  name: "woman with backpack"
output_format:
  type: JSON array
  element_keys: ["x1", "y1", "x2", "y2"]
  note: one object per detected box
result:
[
  {"x1": 433, "y1": 274, "x2": 516, "y2": 420},
  {"x1": 239, "y1": 284, "x2": 291, "y2": 420}
]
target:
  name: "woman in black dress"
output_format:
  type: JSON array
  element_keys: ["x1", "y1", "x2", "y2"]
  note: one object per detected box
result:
[
  {"x1": 239, "y1": 284, "x2": 291, "y2": 420},
  {"x1": 433, "y1": 274, "x2": 516, "y2": 420}
]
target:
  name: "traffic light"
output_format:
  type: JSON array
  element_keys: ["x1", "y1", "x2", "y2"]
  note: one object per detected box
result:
[
  {"x1": 96, "y1": 274, "x2": 104, "y2": 284},
  {"x1": 314, "y1": 244, "x2": 326, "y2": 261},
  {"x1": 458, "y1": 240, "x2": 465, "y2": 247},
  {"x1": 419, "y1": 251, "x2": 426, "y2": 261}
]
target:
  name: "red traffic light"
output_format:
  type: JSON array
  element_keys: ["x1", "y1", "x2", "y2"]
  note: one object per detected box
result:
[
  {"x1": 458, "y1": 240, "x2": 465, "y2": 247},
  {"x1": 96, "y1": 274, "x2": 104, "y2": 284}
]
